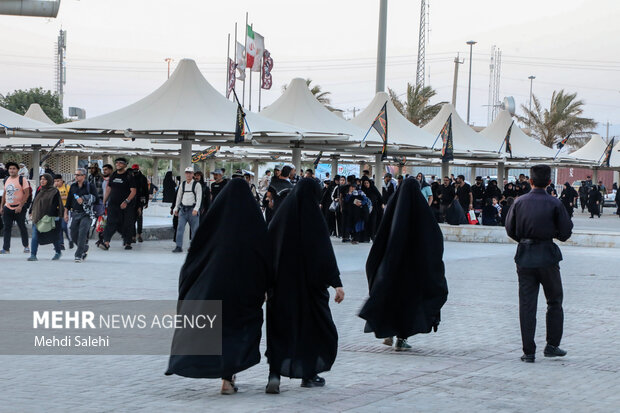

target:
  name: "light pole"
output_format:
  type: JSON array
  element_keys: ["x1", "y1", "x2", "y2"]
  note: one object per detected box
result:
[
  {"x1": 466, "y1": 40, "x2": 477, "y2": 125},
  {"x1": 165, "y1": 58, "x2": 173, "y2": 79},
  {"x1": 528, "y1": 75, "x2": 536, "y2": 127}
]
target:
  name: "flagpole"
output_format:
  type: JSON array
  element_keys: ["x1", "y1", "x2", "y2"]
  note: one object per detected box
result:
[
  {"x1": 249, "y1": 23, "x2": 253, "y2": 111},
  {"x1": 226, "y1": 33, "x2": 230, "y2": 96},
  {"x1": 498, "y1": 121, "x2": 514, "y2": 153},
  {"x1": 233, "y1": 22, "x2": 237, "y2": 102},
  {"x1": 242, "y1": 12, "x2": 248, "y2": 108},
  {"x1": 258, "y1": 53, "x2": 263, "y2": 111}
]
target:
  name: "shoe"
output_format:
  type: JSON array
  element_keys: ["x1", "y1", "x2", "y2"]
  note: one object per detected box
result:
[
  {"x1": 124, "y1": 244, "x2": 132, "y2": 250},
  {"x1": 27, "y1": 256, "x2": 38, "y2": 262},
  {"x1": 382, "y1": 337, "x2": 394, "y2": 347},
  {"x1": 60, "y1": 244, "x2": 66, "y2": 251},
  {"x1": 351, "y1": 240, "x2": 359, "y2": 245},
  {"x1": 82, "y1": 246, "x2": 89, "y2": 261},
  {"x1": 520, "y1": 354, "x2": 535, "y2": 363},
  {"x1": 98, "y1": 243, "x2": 109, "y2": 251},
  {"x1": 395, "y1": 338, "x2": 412, "y2": 351},
  {"x1": 74, "y1": 257, "x2": 82, "y2": 263},
  {"x1": 52, "y1": 252, "x2": 61, "y2": 261},
  {"x1": 69, "y1": 241, "x2": 74, "y2": 249},
  {"x1": 544, "y1": 345, "x2": 567, "y2": 358},
  {"x1": 24, "y1": 247, "x2": 30, "y2": 254},
  {"x1": 265, "y1": 373, "x2": 280, "y2": 394},
  {"x1": 172, "y1": 247, "x2": 183, "y2": 253},
  {"x1": 301, "y1": 375, "x2": 325, "y2": 388},
  {"x1": 95, "y1": 240, "x2": 101, "y2": 247},
  {"x1": 138, "y1": 235, "x2": 143, "y2": 243},
  {"x1": 220, "y1": 379, "x2": 238, "y2": 395},
  {"x1": 0, "y1": 249, "x2": 9, "y2": 254}
]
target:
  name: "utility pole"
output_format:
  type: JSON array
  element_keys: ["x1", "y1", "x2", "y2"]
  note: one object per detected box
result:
[
  {"x1": 466, "y1": 40, "x2": 476, "y2": 125},
  {"x1": 528, "y1": 75, "x2": 535, "y2": 127},
  {"x1": 375, "y1": 0, "x2": 388, "y2": 93},
  {"x1": 415, "y1": 0, "x2": 426, "y2": 88},
  {"x1": 165, "y1": 58, "x2": 173, "y2": 79},
  {"x1": 55, "y1": 29, "x2": 67, "y2": 108},
  {"x1": 451, "y1": 53, "x2": 463, "y2": 106}
]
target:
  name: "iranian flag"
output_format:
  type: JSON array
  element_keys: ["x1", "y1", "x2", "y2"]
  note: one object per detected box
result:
[{"x1": 246, "y1": 25, "x2": 264, "y2": 72}]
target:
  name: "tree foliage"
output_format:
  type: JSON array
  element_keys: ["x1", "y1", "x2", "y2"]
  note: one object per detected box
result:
[
  {"x1": 388, "y1": 83, "x2": 444, "y2": 126},
  {"x1": 0, "y1": 88, "x2": 64, "y2": 124},
  {"x1": 517, "y1": 90, "x2": 597, "y2": 148}
]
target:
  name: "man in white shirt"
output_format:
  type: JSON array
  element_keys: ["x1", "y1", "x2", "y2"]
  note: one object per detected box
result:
[{"x1": 172, "y1": 166, "x2": 202, "y2": 253}]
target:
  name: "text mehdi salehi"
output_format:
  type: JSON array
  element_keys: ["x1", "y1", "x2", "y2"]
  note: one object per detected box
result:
[{"x1": 34, "y1": 335, "x2": 110, "y2": 347}]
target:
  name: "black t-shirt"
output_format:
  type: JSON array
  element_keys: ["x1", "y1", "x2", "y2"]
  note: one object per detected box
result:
[
  {"x1": 108, "y1": 170, "x2": 136, "y2": 207},
  {"x1": 211, "y1": 179, "x2": 228, "y2": 200},
  {"x1": 439, "y1": 184, "x2": 455, "y2": 205},
  {"x1": 456, "y1": 183, "x2": 472, "y2": 208}
]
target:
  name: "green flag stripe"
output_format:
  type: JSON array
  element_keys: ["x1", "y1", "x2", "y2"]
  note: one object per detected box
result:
[{"x1": 247, "y1": 25, "x2": 254, "y2": 39}]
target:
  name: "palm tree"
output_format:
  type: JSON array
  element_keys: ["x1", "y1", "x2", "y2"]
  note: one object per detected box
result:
[
  {"x1": 518, "y1": 90, "x2": 597, "y2": 148},
  {"x1": 388, "y1": 83, "x2": 444, "y2": 126},
  {"x1": 282, "y1": 78, "x2": 335, "y2": 110}
]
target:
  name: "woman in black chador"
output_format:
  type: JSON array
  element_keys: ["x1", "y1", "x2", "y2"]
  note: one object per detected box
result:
[
  {"x1": 359, "y1": 177, "x2": 448, "y2": 350},
  {"x1": 166, "y1": 178, "x2": 270, "y2": 395},
  {"x1": 265, "y1": 178, "x2": 345, "y2": 394},
  {"x1": 587, "y1": 185, "x2": 603, "y2": 218},
  {"x1": 162, "y1": 171, "x2": 176, "y2": 203},
  {"x1": 361, "y1": 176, "x2": 383, "y2": 241}
]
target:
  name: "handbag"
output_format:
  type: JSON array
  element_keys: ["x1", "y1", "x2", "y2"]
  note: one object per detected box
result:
[
  {"x1": 467, "y1": 209, "x2": 478, "y2": 225},
  {"x1": 95, "y1": 215, "x2": 107, "y2": 233},
  {"x1": 329, "y1": 200, "x2": 338, "y2": 212},
  {"x1": 36, "y1": 215, "x2": 55, "y2": 233}
]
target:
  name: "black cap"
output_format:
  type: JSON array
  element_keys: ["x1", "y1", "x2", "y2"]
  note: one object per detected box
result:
[{"x1": 476, "y1": 176, "x2": 483, "y2": 180}]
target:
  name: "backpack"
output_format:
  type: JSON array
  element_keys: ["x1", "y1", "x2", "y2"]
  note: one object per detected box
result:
[
  {"x1": 180, "y1": 180, "x2": 198, "y2": 207},
  {"x1": 3, "y1": 176, "x2": 33, "y2": 208}
]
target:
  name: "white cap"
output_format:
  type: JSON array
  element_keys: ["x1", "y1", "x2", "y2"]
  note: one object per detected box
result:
[{"x1": 184, "y1": 166, "x2": 195, "y2": 173}]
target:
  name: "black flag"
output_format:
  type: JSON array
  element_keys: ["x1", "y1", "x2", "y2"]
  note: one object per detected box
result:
[
  {"x1": 313, "y1": 151, "x2": 323, "y2": 168},
  {"x1": 439, "y1": 114, "x2": 453, "y2": 162},
  {"x1": 556, "y1": 133, "x2": 571, "y2": 149},
  {"x1": 372, "y1": 102, "x2": 388, "y2": 161},
  {"x1": 504, "y1": 120, "x2": 514, "y2": 158},
  {"x1": 601, "y1": 137, "x2": 615, "y2": 167},
  {"x1": 232, "y1": 89, "x2": 246, "y2": 144}
]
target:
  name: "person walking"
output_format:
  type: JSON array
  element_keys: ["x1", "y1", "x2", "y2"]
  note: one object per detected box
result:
[
  {"x1": 131, "y1": 164, "x2": 149, "y2": 243},
  {"x1": 100, "y1": 158, "x2": 137, "y2": 251},
  {"x1": 172, "y1": 167, "x2": 202, "y2": 253},
  {"x1": 559, "y1": 182, "x2": 578, "y2": 218},
  {"x1": 264, "y1": 165, "x2": 293, "y2": 225},
  {"x1": 578, "y1": 181, "x2": 588, "y2": 213},
  {"x1": 587, "y1": 185, "x2": 603, "y2": 218},
  {"x1": 505, "y1": 164, "x2": 573, "y2": 363},
  {"x1": 1, "y1": 162, "x2": 32, "y2": 254},
  {"x1": 27, "y1": 173, "x2": 63, "y2": 261},
  {"x1": 64, "y1": 168, "x2": 98, "y2": 263},
  {"x1": 53, "y1": 174, "x2": 73, "y2": 250}
]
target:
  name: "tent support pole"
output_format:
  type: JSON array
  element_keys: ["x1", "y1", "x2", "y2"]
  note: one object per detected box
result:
[
  {"x1": 292, "y1": 146, "x2": 301, "y2": 174},
  {"x1": 497, "y1": 161, "x2": 505, "y2": 190},
  {"x1": 374, "y1": 153, "x2": 383, "y2": 188},
  {"x1": 592, "y1": 167, "x2": 598, "y2": 183},
  {"x1": 441, "y1": 161, "x2": 450, "y2": 182},
  {"x1": 179, "y1": 139, "x2": 192, "y2": 174},
  {"x1": 252, "y1": 160, "x2": 259, "y2": 186},
  {"x1": 470, "y1": 165, "x2": 476, "y2": 182},
  {"x1": 32, "y1": 145, "x2": 41, "y2": 187},
  {"x1": 330, "y1": 155, "x2": 339, "y2": 179}
]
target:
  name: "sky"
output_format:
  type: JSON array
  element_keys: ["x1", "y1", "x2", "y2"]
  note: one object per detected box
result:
[{"x1": 0, "y1": 0, "x2": 618, "y2": 138}]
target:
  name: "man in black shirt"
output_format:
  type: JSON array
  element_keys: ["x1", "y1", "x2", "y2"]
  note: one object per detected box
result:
[
  {"x1": 517, "y1": 174, "x2": 531, "y2": 196},
  {"x1": 505, "y1": 164, "x2": 573, "y2": 363},
  {"x1": 381, "y1": 173, "x2": 396, "y2": 205},
  {"x1": 437, "y1": 176, "x2": 455, "y2": 223},
  {"x1": 64, "y1": 168, "x2": 98, "y2": 262},
  {"x1": 265, "y1": 165, "x2": 294, "y2": 224},
  {"x1": 471, "y1": 176, "x2": 486, "y2": 210},
  {"x1": 100, "y1": 158, "x2": 137, "y2": 251},
  {"x1": 210, "y1": 169, "x2": 228, "y2": 201},
  {"x1": 131, "y1": 164, "x2": 149, "y2": 243},
  {"x1": 455, "y1": 175, "x2": 473, "y2": 217}
]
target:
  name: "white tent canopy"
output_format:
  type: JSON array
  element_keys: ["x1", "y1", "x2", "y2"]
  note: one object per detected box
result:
[
  {"x1": 1, "y1": 106, "x2": 50, "y2": 131},
  {"x1": 569, "y1": 134, "x2": 619, "y2": 167},
  {"x1": 480, "y1": 110, "x2": 559, "y2": 160},
  {"x1": 422, "y1": 103, "x2": 499, "y2": 157},
  {"x1": 260, "y1": 77, "x2": 362, "y2": 143},
  {"x1": 349, "y1": 91, "x2": 436, "y2": 149},
  {"x1": 24, "y1": 104, "x2": 55, "y2": 125},
  {"x1": 25, "y1": 59, "x2": 300, "y2": 140}
]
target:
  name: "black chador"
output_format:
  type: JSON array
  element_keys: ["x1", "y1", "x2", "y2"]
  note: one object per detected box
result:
[
  {"x1": 265, "y1": 178, "x2": 344, "y2": 392},
  {"x1": 359, "y1": 177, "x2": 448, "y2": 346},
  {"x1": 166, "y1": 178, "x2": 271, "y2": 393}
]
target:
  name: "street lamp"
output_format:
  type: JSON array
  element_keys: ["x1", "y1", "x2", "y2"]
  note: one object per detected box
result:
[
  {"x1": 528, "y1": 75, "x2": 536, "y2": 126},
  {"x1": 466, "y1": 40, "x2": 477, "y2": 125}
]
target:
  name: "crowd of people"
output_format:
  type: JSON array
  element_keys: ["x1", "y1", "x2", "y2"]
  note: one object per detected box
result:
[{"x1": 0, "y1": 158, "x2": 152, "y2": 261}]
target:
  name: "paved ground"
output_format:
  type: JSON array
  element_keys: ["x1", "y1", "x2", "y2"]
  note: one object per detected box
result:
[
  {"x1": 0, "y1": 237, "x2": 618, "y2": 412},
  {"x1": 570, "y1": 208, "x2": 620, "y2": 233}
]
